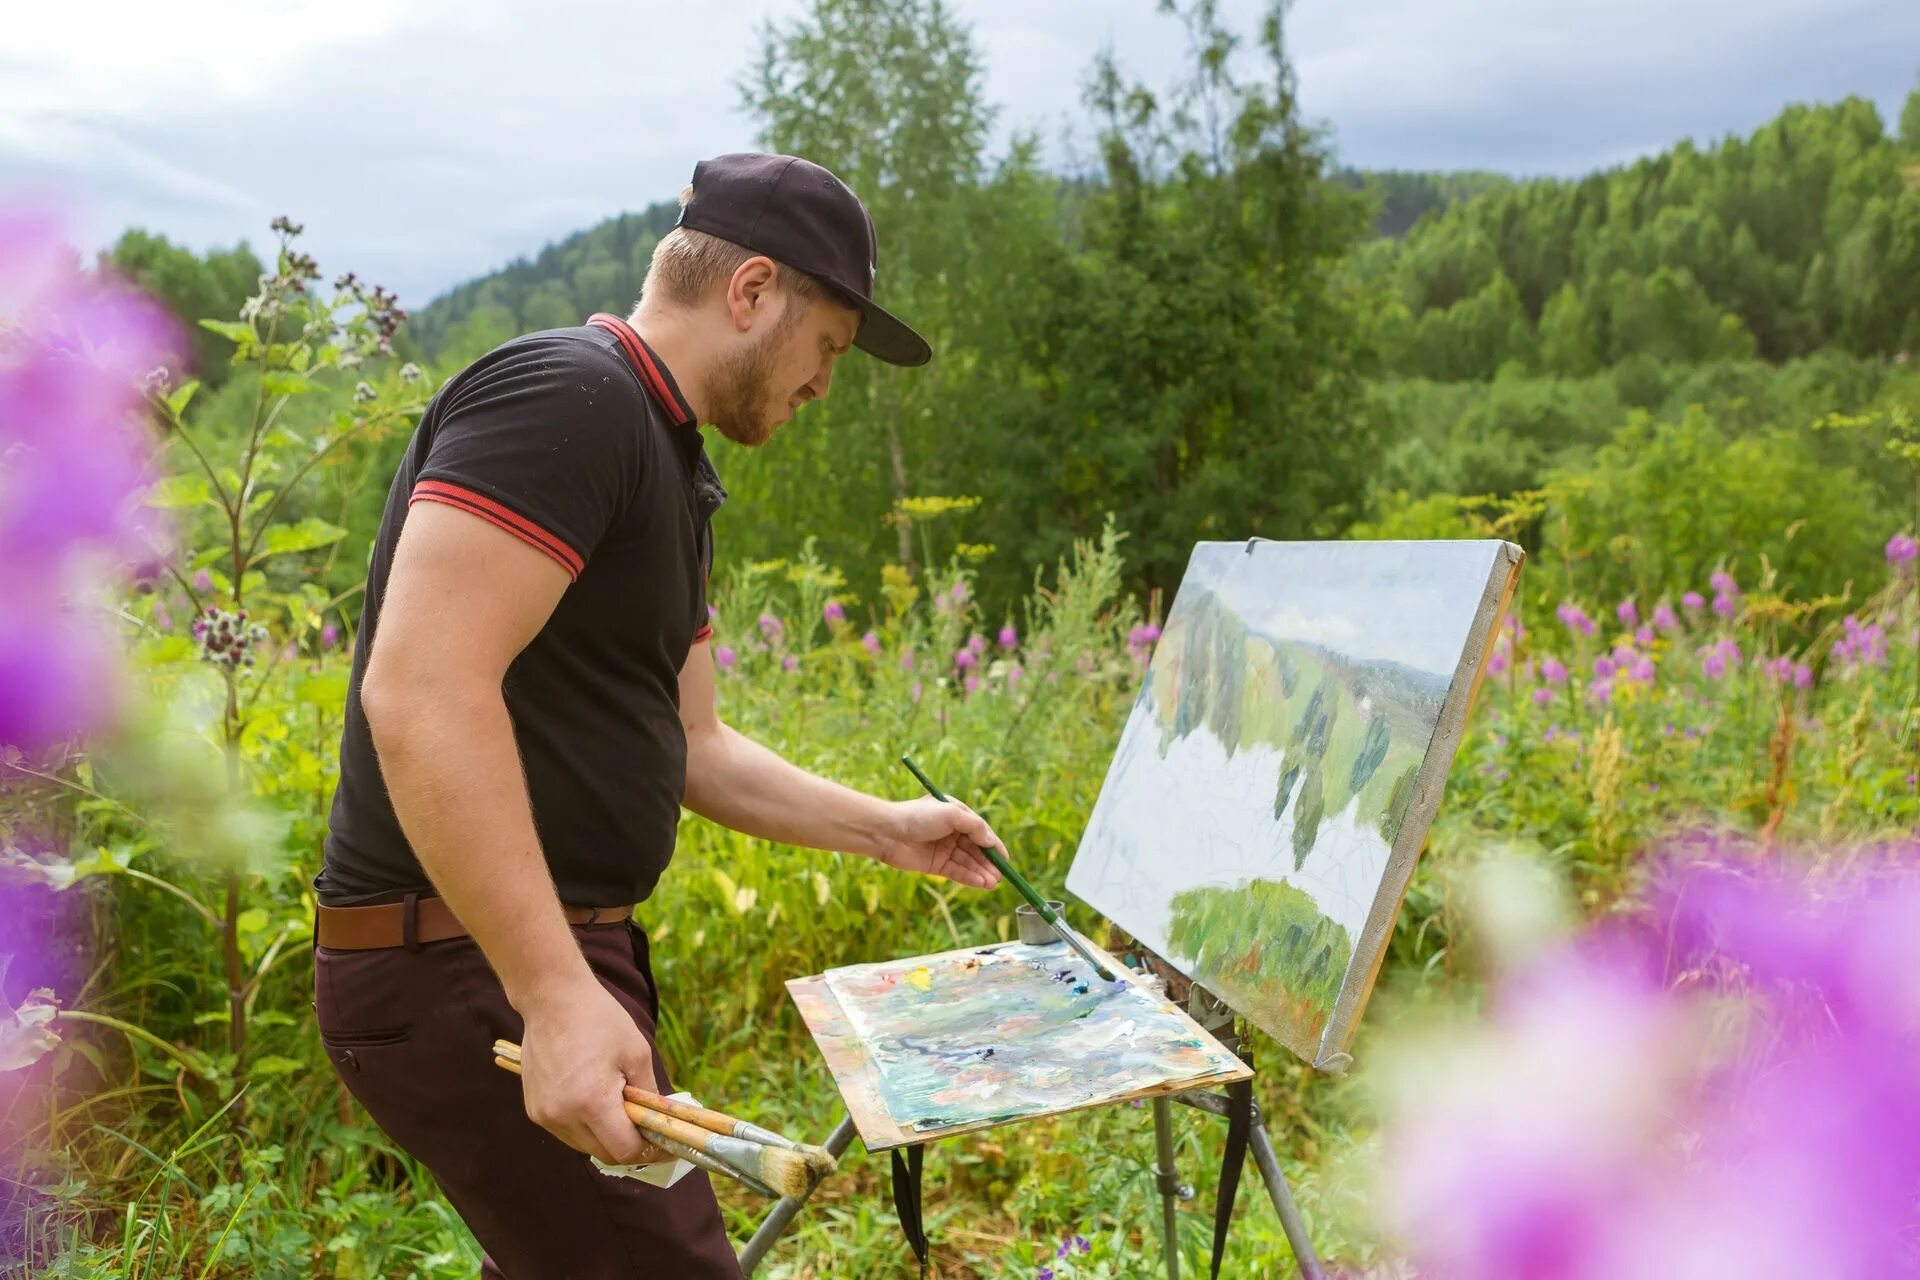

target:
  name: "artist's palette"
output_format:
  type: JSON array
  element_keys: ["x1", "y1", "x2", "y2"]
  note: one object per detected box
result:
[{"x1": 791, "y1": 939, "x2": 1248, "y2": 1150}]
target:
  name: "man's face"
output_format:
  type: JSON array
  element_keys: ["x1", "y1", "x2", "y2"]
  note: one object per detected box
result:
[{"x1": 709, "y1": 287, "x2": 861, "y2": 448}]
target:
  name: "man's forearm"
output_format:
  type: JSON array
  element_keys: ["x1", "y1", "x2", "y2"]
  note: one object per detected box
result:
[
  {"x1": 365, "y1": 682, "x2": 592, "y2": 1010},
  {"x1": 682, "y1": 722, "x2": 896, "y2": 858}
]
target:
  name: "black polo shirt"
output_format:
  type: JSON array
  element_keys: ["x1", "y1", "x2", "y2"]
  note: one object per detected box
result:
[{"x1": 314, "y1": 314, "x2": 725, "y2": 907}]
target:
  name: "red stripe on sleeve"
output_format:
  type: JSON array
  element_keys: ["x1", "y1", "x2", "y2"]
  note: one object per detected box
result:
[
  {"x1": 692, "y1": 622, "x2": 714, "y2": 644},
  {"x1": 410, "y1": 480, "x2": 585, "y2": 580}
]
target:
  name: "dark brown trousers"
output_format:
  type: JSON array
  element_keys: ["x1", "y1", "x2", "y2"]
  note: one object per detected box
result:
[{"x1": 312, "y1": 916, "x2": 742, "y2": 1278}]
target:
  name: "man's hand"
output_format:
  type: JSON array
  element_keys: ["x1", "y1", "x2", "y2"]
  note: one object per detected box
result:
[
  {"x1": 518, "y1": 980, "x2": 668, "y2": 1166},
  {"x1": 873, "y1": 796, "x2": 1007, "y2": 889}
]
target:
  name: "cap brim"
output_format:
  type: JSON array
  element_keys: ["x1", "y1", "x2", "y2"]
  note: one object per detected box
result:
[{"x1": 851, "y1": 299, "x2": 931, "y2": 367}]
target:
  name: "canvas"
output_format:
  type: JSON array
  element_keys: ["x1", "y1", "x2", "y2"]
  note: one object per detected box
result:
[
  {"x1": 1066, "y1": 538, "x2": 1522, "y2": 1068},
  {"x1": 816, "y1": 942, "x2": 1246, "y2": 1135}
]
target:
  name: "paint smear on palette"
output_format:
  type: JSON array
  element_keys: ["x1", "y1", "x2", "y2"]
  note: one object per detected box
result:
[{"x1": 822, "y1": 943, "x2": 1242, "y2": 1132}]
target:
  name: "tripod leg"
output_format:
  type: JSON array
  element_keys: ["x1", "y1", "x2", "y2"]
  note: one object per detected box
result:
[
  {"x1": 1248, "y1": 1119, "x2": 1327, "y2": 1280},
  {"x1": 1152, "y1": 1096, "x2": 1183, "y2": 1280},
  {"x1": 739, "y1": 1113, "x2": 859, "y2": 1275}
]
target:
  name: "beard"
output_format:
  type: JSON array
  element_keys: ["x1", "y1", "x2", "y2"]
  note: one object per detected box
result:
[{"x1": 707, "y1": 308, "x2": 802, "y2": 447}]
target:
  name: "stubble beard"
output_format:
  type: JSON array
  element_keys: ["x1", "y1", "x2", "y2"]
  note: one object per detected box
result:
[{"x1": 708, "y1": 308, "x2": 802, "y2": 448}]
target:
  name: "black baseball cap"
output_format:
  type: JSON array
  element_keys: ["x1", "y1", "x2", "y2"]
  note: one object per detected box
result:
[{"x1": 675, "y1": 152, "x2": 931, "y2": 368}]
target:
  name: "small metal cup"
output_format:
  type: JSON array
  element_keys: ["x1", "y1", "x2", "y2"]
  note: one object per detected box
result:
[{"x1": 1015, "y1": 900, "x2": 1065, "y2": 945}]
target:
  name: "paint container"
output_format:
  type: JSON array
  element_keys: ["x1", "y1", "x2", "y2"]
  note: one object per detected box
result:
[{"x1": 1015, "y1": 901, "x2": 1064, "y2": 946}]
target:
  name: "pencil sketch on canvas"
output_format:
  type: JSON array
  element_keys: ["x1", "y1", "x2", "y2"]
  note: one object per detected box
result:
[{"x1": 1066, "y1": 539, "x2": 1521, "y2": 1067}]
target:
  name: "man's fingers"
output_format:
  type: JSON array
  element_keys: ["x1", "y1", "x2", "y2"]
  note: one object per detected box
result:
[
  {"x1": 590, "y1": 1097, "x2": 655, "y2": 1165},
  {"x1": 947, "y1": 800, "x2": 1007, "y2": 855}
]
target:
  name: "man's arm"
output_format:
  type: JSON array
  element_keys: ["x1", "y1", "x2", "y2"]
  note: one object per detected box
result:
[
  {"x1": 678, "y1": 641, "x2": 1005, "y2": 887},
  {"x1": 360, "y1": 502, "x2": 659, "y2": 1166}
]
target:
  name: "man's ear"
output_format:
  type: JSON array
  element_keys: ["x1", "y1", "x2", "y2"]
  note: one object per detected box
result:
[{"x1": 725, "y1": 256, "x2": 779, "y2": 333}]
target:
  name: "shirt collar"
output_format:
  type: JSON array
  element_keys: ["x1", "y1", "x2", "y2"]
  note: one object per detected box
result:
[{"x1": 586, "y1": 313, "x2": 696, "y2": 427}]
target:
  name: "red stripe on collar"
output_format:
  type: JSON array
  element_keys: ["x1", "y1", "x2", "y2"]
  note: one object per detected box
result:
[{"x1": 586, "y1": 313, "x2": 695, "y2": 426}]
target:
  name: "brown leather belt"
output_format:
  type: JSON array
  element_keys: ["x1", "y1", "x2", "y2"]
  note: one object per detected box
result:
[{"x1": 315, "y1": 893, "x2": 634, "y2": 950}]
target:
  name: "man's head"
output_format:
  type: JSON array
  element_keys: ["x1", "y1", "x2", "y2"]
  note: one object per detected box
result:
[{"x1": 634, "y1": 154, "x2": 927, "y2": 447}]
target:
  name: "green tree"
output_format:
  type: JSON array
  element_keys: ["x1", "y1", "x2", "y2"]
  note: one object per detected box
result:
[{"x1": 109, "y1": 230, "x2": 263, "y2": 386}]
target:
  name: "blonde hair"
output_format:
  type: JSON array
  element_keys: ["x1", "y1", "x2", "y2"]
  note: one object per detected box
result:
[{"x1": 640, "y1": 185, "x2": 830, "y2": 308}]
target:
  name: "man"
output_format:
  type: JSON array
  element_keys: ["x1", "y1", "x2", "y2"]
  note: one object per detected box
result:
[{"x1": 311, "y1": 153, "x2": 1006, "y2": 1277}]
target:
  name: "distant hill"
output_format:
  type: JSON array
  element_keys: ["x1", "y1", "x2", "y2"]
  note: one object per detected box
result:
[
  {"x1": 405, "y1": 201, "x2": 681, "y2": 363},
  {"x1": 403, "y1": 169, "x2": 1500, "y2": 362}
]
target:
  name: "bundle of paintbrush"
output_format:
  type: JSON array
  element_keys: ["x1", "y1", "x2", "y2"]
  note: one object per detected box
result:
[{"x1": 490, "y1": 1040, "x2": 835, "y2": 1198}]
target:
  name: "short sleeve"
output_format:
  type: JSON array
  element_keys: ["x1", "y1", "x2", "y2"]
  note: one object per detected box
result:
[{"x1": 409, "y1": 339, "x2": 643, "y2": 581}]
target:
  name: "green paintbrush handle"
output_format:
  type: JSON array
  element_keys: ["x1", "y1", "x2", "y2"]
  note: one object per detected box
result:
[{"x1": 899, "y1": 755, "x2": 1115, "y2": 981}]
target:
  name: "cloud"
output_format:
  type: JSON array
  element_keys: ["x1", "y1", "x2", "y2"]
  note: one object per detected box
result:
[{"x1": 1, "y1": 0, "x2": 1913, "y2": 305}]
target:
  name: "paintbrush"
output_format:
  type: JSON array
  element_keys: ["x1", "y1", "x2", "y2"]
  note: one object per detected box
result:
[
  {"x1": 489, "y1": 1046, "x2": 812, "y2": 1197},
  {"x1": 900, "y1": 754, "x2": 1117, "y2": 982},
  {"x1": 492, "y1": 1040, "x2": 836, "y2": 1177}
]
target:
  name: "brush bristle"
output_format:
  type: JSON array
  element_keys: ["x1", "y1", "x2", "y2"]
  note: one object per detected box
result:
[
  {"x1": 754, "y1": 1144, "x2": 812, "y2": 1198},
  {"x1": 798, "y1": 1145, "x2": 838, "y2": 1176}
]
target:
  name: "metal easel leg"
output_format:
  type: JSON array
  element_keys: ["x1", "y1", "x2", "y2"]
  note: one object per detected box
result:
[
  {"x1": 1151, "y1": 1096, "x2": 1189, "y2": 1280},
  {"x1": 1171, "y1": 1091, "x2": 1327, "y2": 1279},
  {"x1": 738, "y1": 1112, "x2": 859, "y2": 1276}
]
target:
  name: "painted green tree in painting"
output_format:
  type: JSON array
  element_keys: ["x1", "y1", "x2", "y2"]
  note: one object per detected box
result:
[{"x1": 1166, "y1": 878, "x2": 1353, "y2": 1045}]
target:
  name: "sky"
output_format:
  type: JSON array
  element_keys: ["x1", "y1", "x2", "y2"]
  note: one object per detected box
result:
[{"x1": 5, "y1": 0, "x2": 1916, "y2": 311}]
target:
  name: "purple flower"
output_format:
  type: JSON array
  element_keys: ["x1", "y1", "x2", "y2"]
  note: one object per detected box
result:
[
  {"x1": 1038, "y1": 1269, "x2": 1054, "y2": 1280},
  {"x1": 910, "y1": 680, "x2": 923, "y2": 703},
  {"x1": 954, "y1": 648, "x2": 978, "y2": 671},
  {"x1": 1616, "y1": 599, "x2": 1638, "y2": 626},
  {"x1": 1634, "y1": 625, "x2": 1655, "y2": 646},
  {"x1": 823, "y1": 600, "x2": 846, "y2": 625},
  {"x1": 1488, "y1": 650, "x2": 1509, "y2": 675},
  {"x1": 1765, "y1": 656, "x2": 1794, "y2": 683},
  {"x1": 715, "y1": 645, "x2": 737, "y2": 669},
  {"x1": 1711, "y1": 592, "x2": 1737, "y2": 620},
  {"x1": 1792, "y1": 663, "x2": 1812, "y2": 689},
  {"x1": 782, "y1": 654, "x2": 798, "y2": 673},
  {"x1": 963, "y1": 674, "x2": 980, "y2": 694},
  {"x1": 1541, "y1": 657, "x2": 1568, "y2": 686},
  {"x1": 320, "y1": 623, "x2": 340, "y2": 649},
  {"x1": 707, "y1": 602, "x2": 719, "y2": 620},
  {"x1": 950, "y1": 581, "x2": 969, "y2": 605},
  {"x1": 1887, "y1": 533, "x2": 1919, "y2": 568},
  {"x1": 860, "y1": 630, "x2": 882, "y2": 656},
  {"x1": 968, "y1": 632, "x2": 987, "y2": 656},
  {"x1": 1556, "y1": 602, "x2": 1596, "y2": 636},
  {"x1": 1128, "y1": 623, "x2": 1163, "y2": 653},
  {"x1": 1588, "y1": 678, "x2": 1614, "y2": 704},
  {"x1": 1074, "y1": 1236, "x2": 1090, "y2": 1254},
  {"x1": 1628, "y1": 656, "x2": 1655, "y2": 684},
  {"x1": 998, "y1": 625, "x2": 1018, "y2": 650},
  {"x1": 1709, "y1": 568, "x2": 1738, "y2": 595},
  {"x1": 1681, "y1": 591, "x2": 1705, "y2": 612},
  {"x1": 1593, "y1": 655, "x2": 1616, "y2": 679},
  {"x1": 899, "y1": 649, "x2": 917, "y2": 671},
  {"x1": 1651, "y1": 602, "x2": 1680, "y2": 631},
  {"x1": 757, "y1": 612, "x2": 784, "y2": 641},
  {"x1": 1698, "y1": 637, "x2": 1740, "y2": 681},
  {"x1": 1531, "y1": 687, "x2": 1555, "y2": 707},
  {"x1": 193, "y1": 568, "x2": 213, "y2": 593},
  {"x1": 1008, "y1": 664, "x2": 1024, "y2": 686}
]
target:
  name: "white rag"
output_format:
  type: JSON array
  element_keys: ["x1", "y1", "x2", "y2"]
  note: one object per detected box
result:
[{"x1": 589, "y1": 1091, "x2": 699, "y2": 1188}]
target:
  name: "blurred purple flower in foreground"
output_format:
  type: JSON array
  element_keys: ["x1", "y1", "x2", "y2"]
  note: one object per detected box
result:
[
  {"x1": 1378, "y1": 837, "x2": 1920, "y2": 1280},
  {"x1": 822, "y1": 599, "x2": 846, "y2": 626},
  {"x1": 1, "y1": 204, "x2": 178, "y2": 752},
  {"x1": 860, "y1": 630, "x2": 882, "y2": 656},
  {"x1": 1885, "y1": 532, "x2": 1917, "y2": 569}
]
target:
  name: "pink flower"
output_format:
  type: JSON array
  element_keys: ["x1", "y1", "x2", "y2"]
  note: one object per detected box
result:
[
  {"x1": 707, "y1": 602, "x2": 719, "y2": 621},
  {"x1": 1711, "y1": 593, "x2": 1737, "y2": 620},
  {"x1": 1588, "y1": 678, "x2": 1614, "y2": 704},
  {"x1": 899, "y1": 650, "x2": 916, "y2": 672},
  {"x1": 997, "y1": 625, "x2": 1018, "y2": 650},
  {"x1": 1887, "y1": 533, "x2": 1919, "y2": 569},
  {"x1": 1541, "y1": 657, "x2": 1568, "y2": 685},
  {"x1": 860, "y1": 630, "x2": 882, "y2": 656},
  {"x1": 1634, "y1": 625, "x2": 1655, "y2": 646},
  {"x1": 823, "y1": 600, "x2": 846, "y2": 625},
  {"x1": 1616, "y1": 599, "x2": 1638, "y2": 626},
  {"x1": 193, "y1": 568, "x2": 214, "y2": 593},
  {"x1": 758, "y1": 612, "x2": 783, "y2": 640},
  {"x1": 967, "y1": 632, "x2": 986, "y2": 656},
  {"x1": 782, "y1": 654, "x2": 798, "y2": 673},
  {"x1": 1651, "y1": 602, "x2": 1680, "y2": 631},
  {"x1": 1628, "y1": 656, "x2": 1655, "y2": 684},
  {"x1": 1681, "y1": 591, "x2": 1705, "y2": 612},
  {"x1": 963, "y1": 674, "x2": 980, "y2": 694},
  {"x1": 320, "y1": 623, "x2": 340, "y2": 649},
  {"x1": 715, "y1": 645, "x2": 737, "y2": 669},
  {"x1": 1128, "y1": 623, "x2": 1163, "y2": 652},
  {"x1": 1593, "y1": 655, "x2": 1617, "y2": 679},
  {"x1": 954, "y1": 648, "x2": 978, "y2": 671},
  {"x1": 1556, "y1": 602, "x2": 1596, "y2": 636},
  {"x1": 950, "y1": 581, "x2": 969, "y2": 605},
  {"x1": 1488, "y1": 650, "x2": 1509, "y2": 675},
  {"x1": 910, "y1": 680, "x2": 923, "y2": 703},
  {"x1": 1008, "y1": 664, "x2": 1024, "y2": 686},
  {"x1": 1709, "y1": 569, "x2": 1738, "y2": 596},
  {"x1": 1531, "y1": 687, "x2": 1555, "y2": 707},
  {"x1": 1792, "y1": 663, "x2": 1812, "y2": 689}
]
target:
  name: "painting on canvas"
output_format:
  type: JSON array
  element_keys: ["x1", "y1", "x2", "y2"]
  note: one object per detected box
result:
[
  {"x1": 818, "y1": 942, "x2": 1245, "y2": 1135},
  {"x1": 1065, "y1": 539, "x2": 1521, "y2": 1067}
]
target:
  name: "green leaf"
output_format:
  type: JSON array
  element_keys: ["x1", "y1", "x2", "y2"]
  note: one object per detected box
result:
[
  {"x1": 260, "y1": 371, "x2": 313, "y2": 397},
  {"x1": 257, "y1": 517, "x2": 347, "y2": 561},
  {"x1": 248, "y1": 1055, "x2": 304, "y2": 1078},
  {"x1": 145, "y1": 473, "x2": 214, "y2": 511},
  {"x1": 197, "y1": 319, "x2": 253, "y2": 345},
  {"x1": 165, "y1": 379, "x2": 200, "y2": 417},
  {"x1": 236, "y1": 907, "x2": 270, "y2": 935},
  {"x1": 294, "y1": 669, "x2": 350, "y2": 708}
]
